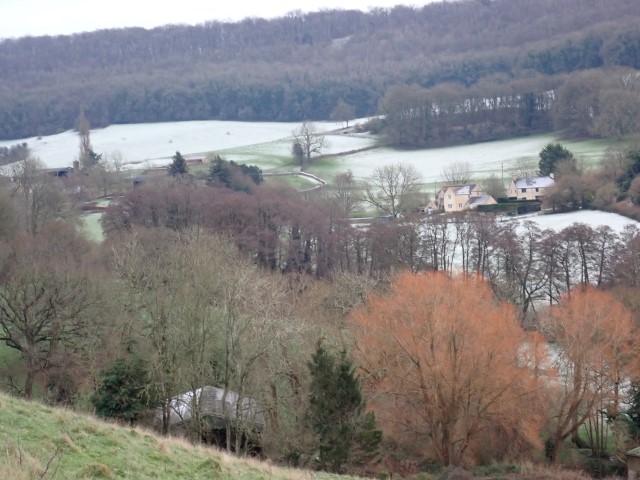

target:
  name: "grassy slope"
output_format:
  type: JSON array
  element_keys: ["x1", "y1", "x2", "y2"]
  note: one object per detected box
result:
[{"x1": 0, "y1": 392, "x2": 361, "y2": 480}]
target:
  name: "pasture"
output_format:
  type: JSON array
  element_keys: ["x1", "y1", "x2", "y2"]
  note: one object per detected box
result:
[
  {"x1": 1, "y1": 118, "x2": 634, "y2": 240},
  {"x1": 0, "y1": 119, "x2": 618, "y2": 184}
]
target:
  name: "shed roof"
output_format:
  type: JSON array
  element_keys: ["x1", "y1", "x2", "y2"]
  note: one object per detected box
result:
[{"x1": 161, "y1": 386, "x2": 266, "y2": 429}]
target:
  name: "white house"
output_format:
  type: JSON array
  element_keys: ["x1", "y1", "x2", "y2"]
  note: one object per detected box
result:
[{"x1": 507, "y1": 176, "x2": 555, "y2": 201}]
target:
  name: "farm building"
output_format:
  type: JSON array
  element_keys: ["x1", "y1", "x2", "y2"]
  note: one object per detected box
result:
[
  {"x1": 628, "y1": 447, "x2": 640, "y2": 480},
  {"x1": 156, "y1": 386, "x2": 265, "y2": 453}
]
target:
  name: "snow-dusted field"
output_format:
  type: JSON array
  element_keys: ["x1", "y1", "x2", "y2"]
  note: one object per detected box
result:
[
  {"x1": 0, "y1": 120, "x2": 347, "y2": 170},
  {"x1": 0, "y1": 119, "x2": 612, "y2": 181},
  {"x1": 220, "y1": 131, "x2": 375, "y2": 170},
  {"x1": 512, "y1": 210, "x2": 640, "y2": 233},
  {"x1": 328, "y1": 134, "x2": 560, "y2": 184}
]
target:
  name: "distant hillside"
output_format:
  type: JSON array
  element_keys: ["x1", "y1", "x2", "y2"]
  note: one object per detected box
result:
[
  {"x1": 0, "y1": 392, "x2": 360, "y2": 479},
  {"x1": 0, "y1": 0, "x2": 639, "y2": 140}
]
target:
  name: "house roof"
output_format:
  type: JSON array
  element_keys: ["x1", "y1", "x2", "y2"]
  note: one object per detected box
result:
[
  {"x1": 160, "y1": 386, "x2": 266, "y2": 429},
  {"x1": 438, "y1": 184, "x2": 478, "y2": 196},
  {"x1": 467, "y1": 194, "x2": 495, "y2": 206},
  {"x1": 455, "y1": 184, "x2": 477, "y2": 195},
  {"x1": 513, "y1": 176, "x2": 555, "y2": 189}
]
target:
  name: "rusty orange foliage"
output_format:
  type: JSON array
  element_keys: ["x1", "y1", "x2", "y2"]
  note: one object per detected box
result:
[
  {"x1": 350, "y1": 271, "x2": 543, "y2": 467},
  {"x1": 543, "y1": 286, "x2": 637, "y2": 463}
]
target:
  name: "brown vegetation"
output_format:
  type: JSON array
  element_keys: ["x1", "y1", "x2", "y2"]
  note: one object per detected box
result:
[{"x1": 2, "y1": 154, "x2": 640, "y2": 475}]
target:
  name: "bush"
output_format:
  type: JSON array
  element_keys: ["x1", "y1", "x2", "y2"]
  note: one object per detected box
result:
[
  {"x1": 90, "y1": 356, "x2": 154, "y2": 425},
  {"x1": 583, "y1": 456, "x2": 626, "y2": 478}
]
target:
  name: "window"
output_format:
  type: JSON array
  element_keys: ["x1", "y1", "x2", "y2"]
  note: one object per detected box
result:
[
  {"x1": 447, "y1": 204, "x2": 452, "y2": 209},
  {"x1": 535, "y1": 188, "x2": 539, "y2": 192},
  {"x1": 447, "y1": 194, "x2": 451, "y2": 199},
  {"x1": 458, "y1": 203, "x2": 462, "y2": 208},
  {"x1": 521, "y1": 188, "x2": 526, "y2": 193}
]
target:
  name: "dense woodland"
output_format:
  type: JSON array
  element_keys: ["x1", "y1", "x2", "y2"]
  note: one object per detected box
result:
[{"x1": 1, "y1": 0, "x2": 640, "y2": 145}]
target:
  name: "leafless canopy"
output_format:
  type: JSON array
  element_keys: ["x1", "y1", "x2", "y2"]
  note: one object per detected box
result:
[
  {"x1": 441, "y1": 161, "x2": 472, "y2": 185},
  {"x1": 363, "y1": 162, "x2": 423, "y2": 217},
  {"x1": 291, "y1": 121, "x2": 328, "y2": 166}
]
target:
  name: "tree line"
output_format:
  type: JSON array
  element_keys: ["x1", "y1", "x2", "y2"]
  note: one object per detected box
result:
[
  {"x1": 380, "y1": 67, "x2": 640, "y2": 148},
  {"x1": 1, "y1": 0, "x2": 640, "y2": 139}
]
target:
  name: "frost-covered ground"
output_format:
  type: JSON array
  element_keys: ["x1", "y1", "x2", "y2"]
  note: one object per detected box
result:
[
  {"x1": 323, "y1": 134, "x2": 561, "y2": 184},
  {"x1": 511, "y1": 210, "x2": 640, "y2": 233},
  {"x1": 220, "y1": 132, "x2": 375, "y2": 171},
  {"x1": 0, "y1": 119, "x2": 613, "y2": 181},
  {"x1": 323, "y1": 136, "x2": 612, "y2": 185},
  {"x1": 0, "y1": 120, "x2": 347, "y2": 170}
]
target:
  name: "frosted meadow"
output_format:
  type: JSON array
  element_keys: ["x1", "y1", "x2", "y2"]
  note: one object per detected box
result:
[{"x1": 2, "y1": 118, "x2": 635, "y2": 232}]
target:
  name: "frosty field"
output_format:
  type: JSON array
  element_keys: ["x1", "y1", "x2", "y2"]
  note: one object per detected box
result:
[
  {"x1": 514, "y1": 210, "x2": 640, "y2": 233},
  {"x1": 1, "y1": 115, "x2": 632, "y2": 240},
  {"x1": 0, "y1": 119, "x2": 614, "y2": 183},
  {"x1": 0, "y1": 120, "x2": 345, "y2": 170}
]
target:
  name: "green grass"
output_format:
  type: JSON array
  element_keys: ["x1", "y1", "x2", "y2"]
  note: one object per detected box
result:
[
  {"x1": 0, "y1": 392, "x2": 362, "y2": 480},
  {"x1": 305, "y1": 156, "x2": 353, "y2": 178}
]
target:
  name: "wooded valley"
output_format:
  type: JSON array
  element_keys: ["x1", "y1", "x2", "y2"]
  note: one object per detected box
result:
[
  {"x1": 4, "y1": 0, "x2": 640, "y2": 477},
  {"x1": 1, "y1": 0, "x2": 640, "y2": 144}
]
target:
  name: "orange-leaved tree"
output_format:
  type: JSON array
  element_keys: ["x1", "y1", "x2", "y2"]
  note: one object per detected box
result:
[
  {"x1": 541, "y1": 286, "x2": 637, "y2": 463},
  {"x1": 350, "y1": 271, "x2": 544, "y2": 467}
]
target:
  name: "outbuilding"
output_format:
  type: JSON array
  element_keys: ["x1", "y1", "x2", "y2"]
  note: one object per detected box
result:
[
  {"x1": 626, "y1": 447, "x2": 640, "y2": 480},
  {"x1": 156, "y1": 386, "x2": 265, "y2": 453}
]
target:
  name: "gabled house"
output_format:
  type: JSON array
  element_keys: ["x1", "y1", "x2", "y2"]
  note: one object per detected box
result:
[
  {"x1": 507, "y1": 176, "x2": 555, "y2": 201},
  {"x1": 433, "y1": 184, "x2": 495, "y2": 213}
]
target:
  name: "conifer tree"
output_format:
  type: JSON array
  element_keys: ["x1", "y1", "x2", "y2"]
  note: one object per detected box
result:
[
  {"x1": 91, "y1": 356, "x2": 155, "y2": 426},
  {"x1": 307, "y1": 340, "x2": 381, "y2": 473},
  {"x1": 168, "y1": 151, "x2": 188, "y2": 176},
  {"x1": 538, "y1": 143, "x2": 574, "y2": 176}
]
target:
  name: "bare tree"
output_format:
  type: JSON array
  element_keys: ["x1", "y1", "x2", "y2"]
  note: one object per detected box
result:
[
  {"x1": 541, "y1": 287, "x2": 637, "y2": 463},
  {"x1": 0, "y1": 225, "x2": 96, "y2": 398},
  {"x1": 600, "y1": 145, "x2": 632, "y2": 182},
  {"x1": 511, "y1": 157, "x2": 536, "y2": 179},
  {"x1": 291, "y1": 121, "x2": 328, "y2": 167},
  {"x1": 363, "y1": 163, "x2": 423, "y2": 217},
  {"x1": 442, "y1": 160, "x2": 472, "y2": 185},
  {"x1": 0, "y1": 190, "x2": 19, "y2": 239},
  {"x1": 330, "y1": 100, "x2": 356, "y2": 128},
  {"x1": 10, "y1": 157, "x2": 68, "y2": 234},
  {"x1": 483, "y1": 173, "x2": 506, "y2": 199},
  {"x1": 332, "y1": 170, "x2": 361, "y2": 215},
  {"x1": 113, "y1": 228, "x2": 296, "y2": 452}
]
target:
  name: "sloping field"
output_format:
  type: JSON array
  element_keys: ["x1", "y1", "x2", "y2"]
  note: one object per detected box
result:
[
  {"x1": 0, "y1": 120, "x2": 614, "y2": 181},
  {"x1": 0, "y1": 392, "x2": 361, "y2": 480}
]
